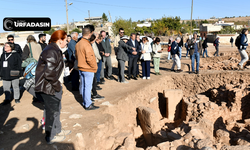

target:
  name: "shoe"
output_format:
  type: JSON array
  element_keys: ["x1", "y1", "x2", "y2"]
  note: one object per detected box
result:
[
  {"x1": 142, "y1": 77, "x2": 146, "y2": 80},
  {"x1": 147, "y1": 77, "x2": 150, "y2": 80},
  {"x1": 97, "y1": 82, "x2": 104, "y2": 85},
  {"x1": 127, "y1": 76, "x2": 131, "y2": 80},
  {"x1": 15, "y1": 99, "x2": 20, "y2": 103},
  {"x1": 158, "y1": 72, "x2": 162, "y2": 75},
  {"x1": 85, "y1": 104, "x2": 99, "y2": 110},
  {"x1": 190, "y1": 71, "x2": 195, "y2": 74},
  {"x1": 196, "y1": 71, "x2": 199, "y2": 74},
  {"x1": 121, "y1": 81, "x2": 129, "y2": 84},
  {"x1": 47, "y1": 135, "x2": 65, "y2": 144},
  {"x1": 137, "y1": 75, "x2": 140, "y2": 78},
  {"x1": 92, "y1": 94, "x2": 105, "y2": 100},
  {"x1": 100, "y1": 78, "x2": 105, "y2": 82},
  {"x1": 176, "y1": 69, "x2": 183, "y2": 73},
  {"x1": 155, "y1": 72, "x2": 159, "y2": 75},
  {"x1": 106, "y1": 76, "x2": 114, "y2": 80},
  {"x1": 96, "y1": 86, "x2": 102, "y2": 90},
  {"x1": 57, "y1": 129, "x2": 72, "y2": 136},
  {"x1": 170, "y1": 69, "x2": 175, "y2": 72},
  {"x1": 1, "y1": 100, "x2": 11, "y2": 105},
  {"x1": 132, "y1": 77, "x2": 138, "y2": 80}
]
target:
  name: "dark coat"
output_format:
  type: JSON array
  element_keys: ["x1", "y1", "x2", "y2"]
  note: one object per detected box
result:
[
  {"x1": 35, "y1": 42, "x2": 64, "y2": 95},
  {"x1": 202, "y1": 38, "x2": 208, "y2": 49},
  {"x1": 127, "y1": 39, "x2": 141, "y2": 58},
  {"x1": 116, "y1": 40, "x2": 133, "y2": 61},
  {"x1": 0, "y1": 51, "x2": 22, "y2": 80},
  {"x1": 1, "y1": 43, "x2": 22, "y2": 59},
  {"x1": 170, "y1": 41, "x2": 179, "y2": 55},
  {"x1": 38, "y1": 41, "x2": 48, "y2": 50},
  {"x1": 240, "y1": 34, "x2": 248, "y2": 50},
  {"x1": 188, "y1": 38, "x2": 202, "y2": 56}
]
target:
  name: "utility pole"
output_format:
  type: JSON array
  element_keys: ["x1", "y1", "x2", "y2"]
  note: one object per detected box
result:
[
  {"x1": 65, "y1": 0, "x2": 69, "y2": 34},
  {"x1": 88, "y1": 10, "x2": 90, "y2": 23},
  {"x1": 109, "y1": 11, "x2": 112, "y2": 23},
  {"x1": 190, "y1": 0, "x2": 193, "y2": 34}
]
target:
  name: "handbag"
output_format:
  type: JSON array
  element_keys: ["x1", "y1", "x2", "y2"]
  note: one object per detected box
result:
[
  {"x1": 22, "y1": 43, "x2": 38, "y2": 68},
  {"x1": 10, "y1": 70, "x2": 20, "y2": 76}
]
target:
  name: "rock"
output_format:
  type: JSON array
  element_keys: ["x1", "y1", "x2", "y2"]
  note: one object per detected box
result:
[
  {"x1": 220, "y1": 145, "x2": 250, "y2": 150},
  {"x1": 186, "y1": 128, "x2": 206, "y2": 140},
  {"x1": 22, "y1": 124, "x2": 29, "y2": 130},
  {"x1": 115, "y1": 133, "x2": 133, "y2": 145},
  {"x1": 216, "y1": 129, "x2": 230, "y2": 145},
  {"x1": 69, "y1": 114, "x2": 82, "y2": 119},
  {"x1": 200, "y1": 147, "x2": 214, "y2": 150},
  {"x1": 75, "y1": 133, "x2": 85, "y2": 149},
  {"x1": 196, "y1": 95, "x2": 210, "y2": 103},
  {"x1": 137, "y1": 106, "x2": 160, "y2": 146},
  {"x1": 157, "y1": 141, "x2": 170, "y2": 150},
  {"x1": 196, "y1": 139, "x2": 213, "y2": 149},
  {"x1": 133, "y1": 126, "x2": 143, "y2": 139},
  {"x1": 104, "y1": 136, "x2": 115, "y2": 150},
  {"x1": 198, "y1": 119, "x2": 214, "y2": 140},
  {"x1": 167, "y1": 131, "x2": 182, "y2": 140},
  {"x1": 149, "y1": 97, "x2": 157, "y2": 104},
  {"x1": 123, "y1": 135, "x2": 136, "y2": 150},
  {"x1": 73, "y1": 123, "x2": 82, "y2": 128},
  {"x1": 146, "y1": 146, "x2": 159, "y2": 150},
  {"x1": 211, "y1": 89, "x2": 218, "y2": 99},
  {"x1": 101, "y1": 101, "x2": 113, "y2": 106},
  {"x1": 237, "y1": 138, "x2": 250, "y2": 145},
  {"x1": 135, "y1": 148, "x2": 144, "y2": 150}
]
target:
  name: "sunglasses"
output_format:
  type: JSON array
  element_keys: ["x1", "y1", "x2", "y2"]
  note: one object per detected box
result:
[
  {"x1": 120, "y1": 32, "x2": 124, "y2": 34},
  {"x1": 8, "y1": 39, "x2": 14, "y2": 41}
]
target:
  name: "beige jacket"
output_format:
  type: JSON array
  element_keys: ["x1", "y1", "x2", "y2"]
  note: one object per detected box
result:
[
  {"x1": 92, "y1": 42, "x2": 101, "y2": 63},
  {"x1": 27, "y1": 42, "x2": 42, "y2": 61},
  {"x1": 153, "y1": 43, "x2": 162, "y2": 58}
]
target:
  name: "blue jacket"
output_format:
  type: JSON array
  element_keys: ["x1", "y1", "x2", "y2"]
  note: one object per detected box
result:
[
  {"x1": 240, "y1": 34, "x2": 248, "y2": 50},
  {"x1": 171, "y1": 41, "x2": 179, "y2": 55},
  {"x1": 127, "y1": 39, "x2": 140, "y2": 58},
  {"x1": 67, "y1": 40, "x2": 77, "y2": 61},
  {"x1": 214, "y1": 38, "x2": 219, "y2": 47}
]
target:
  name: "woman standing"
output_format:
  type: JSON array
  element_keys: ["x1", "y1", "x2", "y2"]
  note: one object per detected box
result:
[
  {"x1": 140, "y1": 37, "x2": 152, "y2": 79},
  {"x1": 116, "y1": 35, "x2": 136, "y2": 83},
  {"x1": 238, "y1": 28, "x2": 249, "y2": 70},
  {"x1": 152, "y1": 37, "x2": 163, "y2": 75},
  {"x1": 22, "y1": 35, "x2": 42, "y2": 61},
  {"x1": 35, "y1": 30, "x2": 71, "y2": 144},
  {"x1": 202, "y1": 37, "x2": 209, "y2": 58},
  {"x1": 0, "y1": 42, "x2": 22, "y2": 105}
]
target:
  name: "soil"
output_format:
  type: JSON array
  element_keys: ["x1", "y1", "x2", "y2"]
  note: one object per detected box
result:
[{"x1": 0, "y1": 45, "x2": 250, "y2": 150}]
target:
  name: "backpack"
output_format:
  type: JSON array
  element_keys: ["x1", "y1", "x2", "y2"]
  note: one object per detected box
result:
[
  {"x1": 213, "y1": 39, "x2": 216, "y2": 46},
  {"x1": 23, "y1": 62, "x2": 37, "y2": 79},
  {"x1": 235, "y1": 34, "x2": 242, "y2": 48}
]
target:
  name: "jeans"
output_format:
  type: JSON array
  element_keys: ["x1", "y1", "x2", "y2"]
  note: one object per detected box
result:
[
  {"x1": 191, "y1": 52, "x2": 200, "y2": 72},
  {"x1": 141, "y1": 60, "x2": 150, "y2": 77},
  {"x1": 238, "y1": 49, "x2": 249, "y2": 69},
  {"x1": 3, "y1": 79, "x2": 20, "y2": 100},
  {"x1": 203, "y1": 48, "x2": 208, "y2": 57},
  {"x1": 96, "y1": 61, "x2": 102, "y2": 82},
  {"x1": 118, "y1": 59, "x2": 126, "y2": 82},
  {"x1": 179, "y1": 47, "x2": 182, "y2": 59},
  {"x1": 79, "y1": 71, "x2": 94, "y2": 108},
  {"x1": 171, "y1": 54, "x2": 181, "y2": 70},
  {"x1": 101, "y1": 56, "x2": 112, "y2": 78},
  {"x1": 214, "y1": 46, "x2": 219, "y2": 56},
  {"x1": 186, "y1": 48, "x2": 190, "y2": 57},
  {"x1": 153, "y1": 57, "x2": 160, "y2": 73},
  {"x1": 167, "y1": 52, "x2": 171, "y2": 60}
]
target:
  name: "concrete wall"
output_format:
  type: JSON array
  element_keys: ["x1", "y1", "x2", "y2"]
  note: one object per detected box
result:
[{"x1": 218, "y1": 34, "x2": 250, "y2": 45}]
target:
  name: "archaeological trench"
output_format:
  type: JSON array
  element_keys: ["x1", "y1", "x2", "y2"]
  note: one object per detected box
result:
[{"x1": 75, "y1": 51, "x2": 250, "y2": 150}]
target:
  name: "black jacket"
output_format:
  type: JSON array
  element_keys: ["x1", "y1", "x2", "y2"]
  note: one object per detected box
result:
[
  {"x1": 35, "y1": 42, "x2": 64, "y2": 95},
  {"x1": 1, "y1": 43, "x2": 22, "y2": 59},
  {"x1": 202, "y1": 38, "x2": 208, "y2": 49},
  {"x1": 127, "y1": 39, "x2": 141, "y2": 58},
  {"x1": 38, "y1": 41, "x2": 47, "y2": 50},
  {"x1": 0, "y1": 51, "x2": 22, "y2": 80}
]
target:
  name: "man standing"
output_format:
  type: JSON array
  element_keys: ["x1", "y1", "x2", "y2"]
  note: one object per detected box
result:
[
  {"x1": 75, "y1": 27, "x2": 99, "y2": 110},
  {"x1": 114, "y1": 28, "x2": 124, "y2": 55},
  {"x1": 170, "y1": 37, "x2": 183, "y2": 73},
  {"x1": 100, "y1": 30, "x2": 114, "y2": 80},
  {"x1": 230, "y1": 37, "x2": 234, "y2": 47},
  {"x1": 178, "y1": 36, "x2": 183, "y2": 59},
  {"x1": 3, "y1": 35, "x2": 22, "y2": 57},
  {"x1": 38, "y1": 33, "x2": 47, "y2": 50},
  {"x1": 67, "y1": 32, "x2": 79, "y2": 91},
  {"x1": 213, "y1": 36, "x2": 220, "y2": 56},
  {"x1": 127, "y1": 33, "x2": 141, "y2": 80},
  {"x1": 188, "y1": 32, "x2": 202, "y2": 74}
]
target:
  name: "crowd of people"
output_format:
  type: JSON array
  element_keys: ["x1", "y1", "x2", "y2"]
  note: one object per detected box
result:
[{"x1": 0, "y1": 27, "x2": 248, "y2": 144}]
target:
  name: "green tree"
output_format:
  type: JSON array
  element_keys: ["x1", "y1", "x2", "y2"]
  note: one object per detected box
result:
[
  {"x1": 70, "y1": 28, "x2": 81, "y2": 34},
  {"x1": 44, "y1": 28, "x2": 55, "y2": 35},
  {"x1": 102, "y1": 13, "x2": 108, "y2": 23},
  {"x1": 219, "y1": 26, "x2": 236, "y2": 34},
  {"x1": 111, "y1": 17, "x2": 136, "y2": 36}
]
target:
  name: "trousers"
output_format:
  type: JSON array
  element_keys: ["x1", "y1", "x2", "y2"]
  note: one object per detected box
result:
[
  {"x1": 101, "y1": 56, "x2": 112, "y2": 78},
  {"x1": 3, "y1": 79, "x2": 20, "y2": 100},
  {"x1": 118, "y1": 59, "x2": 126, "y2": 82}
]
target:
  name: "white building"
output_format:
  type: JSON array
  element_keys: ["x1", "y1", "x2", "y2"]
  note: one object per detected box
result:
[{"x1": 137, "y1": 22, "x2": 152, "y2": 28}]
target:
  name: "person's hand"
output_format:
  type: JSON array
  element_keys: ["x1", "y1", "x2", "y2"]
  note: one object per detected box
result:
[
  {"x1": 142, "y1": 50, "x2": 146, "y2": 54},
  {"x1": 132, "y1": 51, "x2": 137, "y2": 55},
  {"x1": 132, "y1": 47, "x2": 136, "y2": 51},
  {"x1": 105, "y1": 53, "x2": 110, "y2": 57}
]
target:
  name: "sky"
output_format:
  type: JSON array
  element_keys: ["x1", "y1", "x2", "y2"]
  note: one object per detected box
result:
[{"x1": 0, "y1": 0, "x2": 249, "y2": 33}]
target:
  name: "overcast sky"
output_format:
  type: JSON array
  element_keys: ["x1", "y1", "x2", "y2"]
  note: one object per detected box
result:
[{"x1": 0, "y1": 0, "x2": 249, "y2": 33}]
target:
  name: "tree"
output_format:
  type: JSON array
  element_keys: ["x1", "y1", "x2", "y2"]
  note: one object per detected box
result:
[
  {"x1": 219, "y1": 26, "x2": 236, "y2": 34},
  {"x1": 102, "y1": 13, "x2": 108, "y2": 23},
  {"x1": 44, "y1": 28, "x2": 55, "y2": 35},
  {"x1": 111, "y1": 17, "x2": 136, "y2": 36},
  {"x1": 70, "y1": 28, "x2": 81, "y2": 34}
]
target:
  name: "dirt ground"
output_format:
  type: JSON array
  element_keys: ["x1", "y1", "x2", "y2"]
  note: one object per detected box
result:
[{"x1": 0, "y1": 44, "x2": 249, "y2": 150}]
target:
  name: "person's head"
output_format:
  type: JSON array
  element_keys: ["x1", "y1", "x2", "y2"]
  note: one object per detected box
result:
[
  {"x1": 136, "y1": 34, "x2": 140, "y2": 41},
  {"x1": 49, "y1": 30, "x2": 68, "y2": 48},
  {"x1": 193, "y1": 32, "x2": 197, "y2": 39},
  {"x1": 176, "y1": 37, "x2": 181, "y2": 43},
  {"x1": 121, "y1": 35, "x2": 129, "y2": 43},
  {"x1": 38, "y1": 34, "x2": 46, "y2": 43},
  {"x1": 154, "y1": 37, "x2": 161, "y2": 45},
  {"x1": 217, "y1": 36, "x2": 220, "y2": 39},
  {"x1": 4, "y1": 42, "x2": 15, "y2": 53},
  {"x1": 7, "y1": 35, "x2": 14, "y2": 43},
  {"x1": 130, "y1": 33, "x2": 136, "y2": 41},
  {"x1": 119, "y1": 28, "x2": 124, "y2": 37},
  {"x1": 100, "y1": 30, "x2": 106, "y2": 39},
  {"x1": 89, "y1": 34, "x2": 96, "y2": 44},
  {"x1": 142, "y1": 37, "x2": 148, "y2": 44},
  {"x1": 96, "y1": 34, "x2": 102, "y2": 43},
  {"x1": 67, "y1": 35, "x2": 71, "y2": 43},
  {"x1": 242, "y1": 28, "x2": 249, "y2": 35},
  {"x1": 27, "y1": 35, "x2": 37, "y2": 44},
  {"x1": 85, "y1": 24, "x2": 95, "y2": 34},
  {"x1": 82, "y1": 27, "x2": 92, "y2": 39},
  {"x1": 71, "y1": 32, "x2": 78, "y2": 41}
]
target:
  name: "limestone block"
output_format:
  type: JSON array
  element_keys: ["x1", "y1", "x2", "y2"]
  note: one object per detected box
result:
[
  {"x1": 157, "y1": 141, "x2": 170, "y2": 150},
  {"x1": 198, "y1": 119, "x2": 214, "y2": 140},
  {"x1": 196, "y1": 139, "x2": 213, "y2": 149},
  {"x1": 124, "y1": 136, "x2": 136, "y2": 150},
  {"x1": 163, "y1": 89, "x2": 183, "y2": 121},
  {"x1": 216, "y1": 129, "x2": 230, "y2": 145}
]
